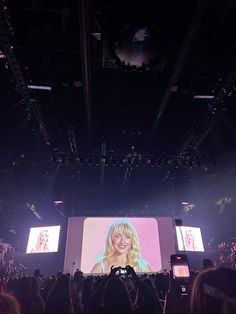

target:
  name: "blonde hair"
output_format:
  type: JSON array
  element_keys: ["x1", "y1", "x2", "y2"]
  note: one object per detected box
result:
[
  {"x1": 0, "y1": 293, "x2": 20, "y2": 314},
  {"x1": 102, "y1": 218, "x2": 148, "y2": 272},
  {"x1": 185, "y1": 229, "x2": 196, "y2": 250},
  {"x1": 36, "y1": 229, "x2": 49, "y2": 251}
]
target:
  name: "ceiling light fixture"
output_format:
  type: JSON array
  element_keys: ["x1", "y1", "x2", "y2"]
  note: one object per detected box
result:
[
  {"x1": 28, "y1": 85, "x2": 52, "y2": 91},
  {"x1": 194, "y1": 95, "x2": 214, "y2": 99}
]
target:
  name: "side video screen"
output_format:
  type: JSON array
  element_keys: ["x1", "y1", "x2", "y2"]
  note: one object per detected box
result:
[
  {"x1": 176, "y1": 226, "x2": 204, "y2": 252},
  {"x1": 26, "y1": 226, "x2": 61, "y2": 253}
]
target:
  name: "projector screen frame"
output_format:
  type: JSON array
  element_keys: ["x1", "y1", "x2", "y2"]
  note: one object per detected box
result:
[{"x1": 63, "y1": 216, "x2": 175, "y2": 274}]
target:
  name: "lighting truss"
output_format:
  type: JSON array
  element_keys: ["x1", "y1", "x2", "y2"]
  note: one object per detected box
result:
[{"x1": 0, "y1": 2, "x2": 50, "y2": 144}]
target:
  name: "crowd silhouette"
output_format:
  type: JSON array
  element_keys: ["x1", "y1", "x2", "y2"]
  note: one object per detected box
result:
[{"x1": 0, "y1": 259, "x2": 236, "y2": 314}]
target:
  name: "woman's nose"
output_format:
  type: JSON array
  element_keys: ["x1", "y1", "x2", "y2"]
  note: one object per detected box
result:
[{"x1": 119, "y1": 235, "x2": 126, "y2": 243}]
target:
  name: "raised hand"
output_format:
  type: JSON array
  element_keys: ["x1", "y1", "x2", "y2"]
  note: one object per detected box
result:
[
  {"x1": 110, "y1": 265, "x2": 121, "y2": 276},
  {"x1": 126, "y1": 265, "x2": 137, "y2": 278}
]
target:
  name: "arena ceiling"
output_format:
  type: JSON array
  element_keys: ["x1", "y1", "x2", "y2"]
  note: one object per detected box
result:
[{"x1": 0, "y1": 0, "x2": 236, "y2": 247}]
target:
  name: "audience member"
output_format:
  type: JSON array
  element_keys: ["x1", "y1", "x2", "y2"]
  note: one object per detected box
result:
[
  {"x1": 45, "y1": 274, "x2": 74, "y2": 314},
  {"x1": 190, "y1": 267, "x2": 236, "y2": 314},
  {"x1": 89, "y1": 265, "x2": 162, "y2": 314},
  {"x1": 202, "y1": 259, "x2": 214, "y2": 270},
  {"x1": 2, "y1": 251, "x2": 236, "y2": 314},
  {"x1": 0, "y1": 293, "x2": 21, "y2": 314}
]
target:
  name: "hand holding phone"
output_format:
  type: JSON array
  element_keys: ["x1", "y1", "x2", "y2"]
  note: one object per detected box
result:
[
  {"x1": 110, "y1": 265, "x2": 121, "y2": 277},
  {"x1": 170, "y1": 254, "x2": 190, "y2": 296}
]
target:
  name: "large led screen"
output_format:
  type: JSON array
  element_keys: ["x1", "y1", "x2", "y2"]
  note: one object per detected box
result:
[
  {"x1": 176, "y1": 226, "x2": 204, "y2": 252},
  {"x1": 26, "y1": 226, "x2": 61, "y2": 253},
  {"x1": 64, "y1": 217, "x2": 175, "y2": 274}
]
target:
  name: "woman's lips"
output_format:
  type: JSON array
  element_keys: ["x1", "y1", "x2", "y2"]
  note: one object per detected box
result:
[{"x1": 118, "y1": 245, "x2": 127, "y2": 249}]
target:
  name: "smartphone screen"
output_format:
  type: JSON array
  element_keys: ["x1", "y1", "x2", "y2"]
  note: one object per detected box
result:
[
  {"x1": 170, "y1": 254, "x2": 190, "y2": 296},
  {"x1": 172, "y1": 264, "x2": 190, "y2": 278},
  {"x1": 120, "y1": 269, "x2": 127, "y2": 275}
]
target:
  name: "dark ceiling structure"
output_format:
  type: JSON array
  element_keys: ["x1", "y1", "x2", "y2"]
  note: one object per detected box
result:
[{"x1": 0, "y1": 0, "x2": 236, "y2": 249}]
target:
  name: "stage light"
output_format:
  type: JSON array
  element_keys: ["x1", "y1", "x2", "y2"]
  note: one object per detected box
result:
[
  {"x1": 174, "y1": 160, "x2": 179, "y2": 168},
  {"x1": 28, "y1": 85, "x2": 52, "y2": 91},
  {"x1": 0, "y1": 50, "x2": 6, "y2": 59},
  {"x1": 194, "y1": 95, "x2": 214, "y2": 99},
  {"x1": 53, "y1": 200, "x2": 64, "y2": 205},
  {"x1": 182, "y1": 203, "x2": 195, "y2": 213},
  {"x1": 92, "y1": 32, "x2": 101, "y2": 40},
  {"x1": 9, "y1": 226, "x2": 16, "y2": 234}
]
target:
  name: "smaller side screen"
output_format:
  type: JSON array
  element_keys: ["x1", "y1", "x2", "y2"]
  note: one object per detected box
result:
[
  {"x1": 26, "y1": 226, "x2": 61, "y2": 254},
  {"x1": 176, "y1": 226, "x2": 204, "y2": 252}
]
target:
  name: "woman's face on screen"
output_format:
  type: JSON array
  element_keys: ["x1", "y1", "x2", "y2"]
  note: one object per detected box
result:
[
  {"x1": 111, "y1": 229, "x2": 132, "y2": 255},
  {"x1": 186, "y1": 230, "x2": 194, "y2": 244},
  {"x1": 39, "y1": 230, "x2": 48, "y2": 244}
]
